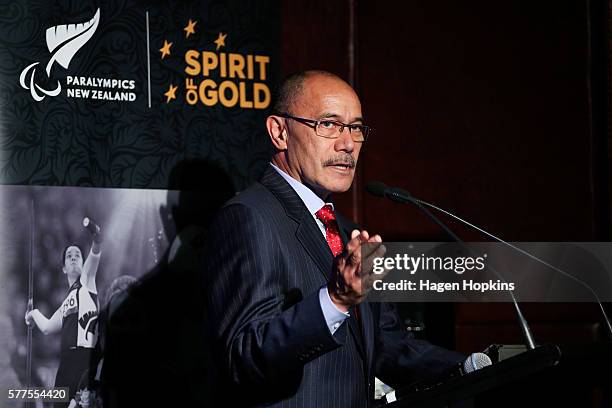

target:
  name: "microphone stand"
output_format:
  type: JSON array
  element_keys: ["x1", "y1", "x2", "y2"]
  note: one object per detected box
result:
[
  {"x1": 371, "y1": 185, "x2": 537, "y2": 349},
  {"x1": 414, "y1": 196, "x2": 612, "y2": 342}
]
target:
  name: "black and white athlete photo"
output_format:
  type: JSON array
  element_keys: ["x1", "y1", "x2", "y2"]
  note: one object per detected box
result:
[
  {"x1": 0, "y1": 185, "x2": 177, "y2": 408},
  {"x1": 25, "y1": 218, "x2": 102, "y2": 405}
]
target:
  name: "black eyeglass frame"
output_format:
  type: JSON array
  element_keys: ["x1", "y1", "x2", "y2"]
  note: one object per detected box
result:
[{"x1": 278, "y1": 113, "x2": 371, "y2": 142}]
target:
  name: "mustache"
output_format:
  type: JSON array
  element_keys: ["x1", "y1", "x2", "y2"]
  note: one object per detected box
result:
[{"x1": 322, "y1": 155, "x2": 356, "y2": 168}]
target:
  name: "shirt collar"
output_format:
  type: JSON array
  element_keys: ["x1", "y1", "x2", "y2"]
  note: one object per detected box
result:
[{"x1": 269, "y1": 162, "x2": 333, "y2": 216}]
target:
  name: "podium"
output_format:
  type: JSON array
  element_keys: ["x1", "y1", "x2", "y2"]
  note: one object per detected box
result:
[
  {"x1": 385, "y1": 343, "x2": 612, "y2": 407},
  {"x1": 386, "y1": 344, "x2": 562, "y2": 408}
]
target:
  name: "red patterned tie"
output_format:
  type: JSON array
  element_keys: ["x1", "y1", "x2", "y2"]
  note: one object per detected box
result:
[{"x1": 316, "y1": 204, "x2": 343, "y2": 257}]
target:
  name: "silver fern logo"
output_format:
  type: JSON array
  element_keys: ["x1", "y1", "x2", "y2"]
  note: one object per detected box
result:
[{"x1": 19, "y1": 8, "x2": 101, "y2": 101}]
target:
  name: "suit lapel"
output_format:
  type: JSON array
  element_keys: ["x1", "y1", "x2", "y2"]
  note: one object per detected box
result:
[
  {"x1": 335, "y1": 211, "x2": 370, "y2": 361},
  {"x1": 295, "y1": 222, "x2": 334, "y2": 281},
  {"x1": 260, "y1": 167, "x2": 332, "y2": 281}
]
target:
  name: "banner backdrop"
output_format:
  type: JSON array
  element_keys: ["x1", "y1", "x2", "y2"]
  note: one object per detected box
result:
[
  {"x1": 0, "y1": 1, "x2": 280, "y2": 406},
  {"x1": 0, "y1": 0, "x2": 279, "y2": 189}
]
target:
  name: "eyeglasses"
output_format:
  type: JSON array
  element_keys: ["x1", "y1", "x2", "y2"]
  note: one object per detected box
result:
[{"x1": 278, "y1": 113, "x2": 371, "y2": 142}]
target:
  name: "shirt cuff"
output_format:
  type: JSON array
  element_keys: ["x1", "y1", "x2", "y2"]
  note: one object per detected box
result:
[{"x1": 319, "y1": 286, "x2": 350, "y2": 335}]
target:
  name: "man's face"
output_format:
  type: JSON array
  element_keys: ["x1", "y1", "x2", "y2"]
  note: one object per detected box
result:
[
  {"x1": 283, "y1": 75, "x2": 363, "y2": 198},
  {"x1": 64, "y1": 246, "x2": 83, "y2": 275}
]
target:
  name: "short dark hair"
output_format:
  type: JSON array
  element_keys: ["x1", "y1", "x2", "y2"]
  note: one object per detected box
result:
[
  {"x1": 273, "y1": 70, "x2": 342, "y2": 114},
  {"x1": 61, "y1": 244, "x2": 83, "y2": 267}
]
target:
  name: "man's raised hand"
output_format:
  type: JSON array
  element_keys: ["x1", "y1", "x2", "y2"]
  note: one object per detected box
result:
[{"x1": 328, "y1": 230, "x2": 386, "y2": 312}]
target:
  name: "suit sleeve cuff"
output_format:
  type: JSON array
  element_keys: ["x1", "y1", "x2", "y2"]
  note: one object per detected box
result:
[{"x1": 319, "y1": 286, "x2": 350, "y2": 335}]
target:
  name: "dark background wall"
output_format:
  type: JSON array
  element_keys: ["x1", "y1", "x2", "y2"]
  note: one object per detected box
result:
[
  {"x1": 283, "y1": 0, "x2": 609, "y2": 244},
  {"x1": 282, "y1": 2, "x2": 610, "y2": 403}
]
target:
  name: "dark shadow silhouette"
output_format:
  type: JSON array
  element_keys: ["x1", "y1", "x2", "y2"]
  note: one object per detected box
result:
[{"x1": 101, "y1": 159, "x2": 235, "y2": 407}]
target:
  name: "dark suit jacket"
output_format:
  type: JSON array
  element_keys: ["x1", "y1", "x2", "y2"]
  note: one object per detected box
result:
[{"x1": 202, "y1": 166, "x2": 463, "y2": 407}]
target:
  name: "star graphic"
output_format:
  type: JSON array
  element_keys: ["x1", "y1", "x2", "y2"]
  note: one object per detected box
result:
[
  {"x1": 159, "y1": 40, "x2": 173, "y2": 59},
  {"x1": 184, "y1": 19, "x2": 197, "y2": 38},
  {"x1": 214, "y1": 32, "x2": 227, "y2": 50},
  {"x1": 164, "y1": 84, "x2": 178, "y2": 103}
]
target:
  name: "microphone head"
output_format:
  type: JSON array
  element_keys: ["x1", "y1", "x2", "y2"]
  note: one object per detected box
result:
[
  {"x1": 83, "y1": 217, "x2": 91, "y2": 227},
  {"x1": 366, "y1": 181, "x2": 388, "y2": 197},
  {"x1": 392, "y1": 187, "x2": 412, "y2": 199},
  {"x1": 463, "y1": 352, "x2": 492, "y2": 374}
]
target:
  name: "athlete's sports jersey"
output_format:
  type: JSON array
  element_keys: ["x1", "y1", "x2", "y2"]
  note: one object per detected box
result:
[{"x1": 59, "y1": 250, "x2": 100, "y2": 350}]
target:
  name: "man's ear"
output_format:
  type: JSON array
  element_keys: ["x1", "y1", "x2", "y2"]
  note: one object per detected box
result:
[{"x1": 266, "y1": 115, "x2": 288, "y2": 151}]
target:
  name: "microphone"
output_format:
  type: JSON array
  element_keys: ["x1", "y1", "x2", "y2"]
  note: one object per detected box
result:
[
  {"x1": 366, "y1": 182, "x2": 463, "y2": 243},
  {"x1": 450, "y1": 352, "x2": 494, "y2": 376},
  {"x1": 366, "y1": 182, "x2": 412, "y2": 203},
  {"x1": 366, "y1": 181, "x2": 537, "y2": 349},
  {"x1": 463, "y1": 352, "x2": 492, "y2": 374},
  {"x1": 367, "y1": 181, "x2": 612, "y2": 342},
  {"x1": 83, "y1": 217, "x2": 101, "y2": 235},
  {"x1": 383, "y1": 352, "x2": 492, "y2": 404}
]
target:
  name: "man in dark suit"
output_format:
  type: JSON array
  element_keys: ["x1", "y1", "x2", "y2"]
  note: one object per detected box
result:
[{"x1": 202, "y1": 70, "x2": 464, "y2": 407}]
